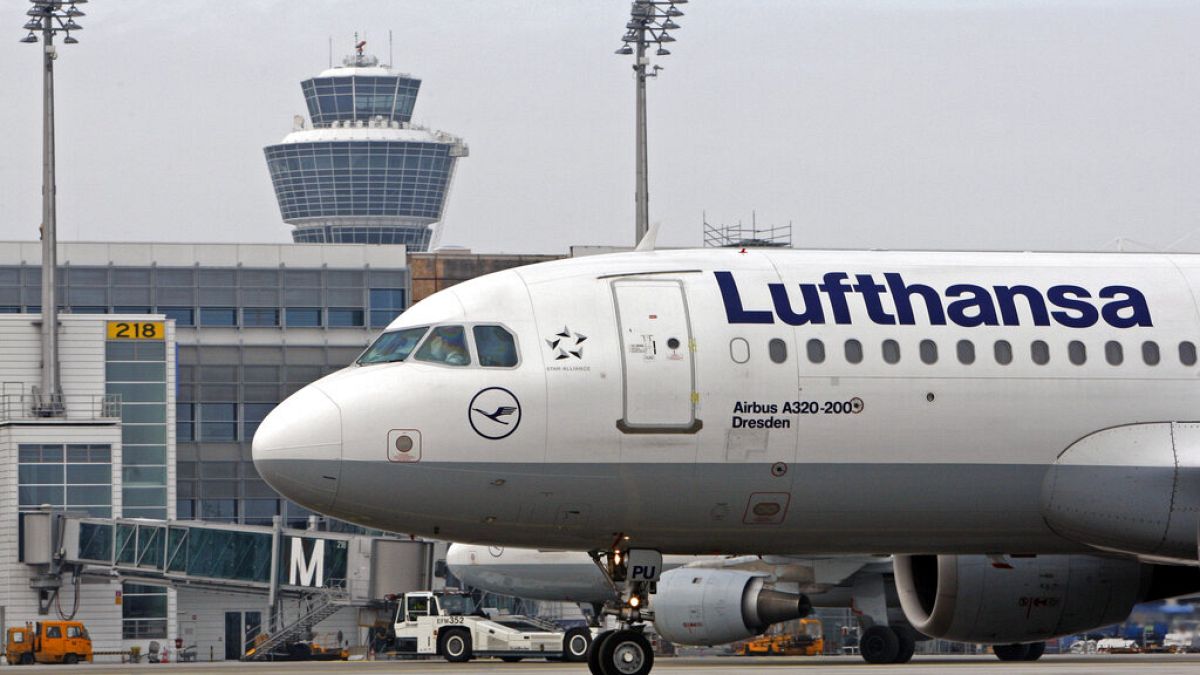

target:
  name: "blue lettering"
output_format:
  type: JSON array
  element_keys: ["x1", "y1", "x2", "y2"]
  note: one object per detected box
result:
[
  {"x1": 1100, "y1": 286, "x2": 1153, "y2": 328},
  {"x1": 946, "y1": 284, "x2": 999, "y2": 327},
  {"x1": 853, "y1": 275, "x2": 895, "y2": 325},
  {"x1": 818, "y1": 273, "x2": 853, "y2": 325},
  {"x1": 1047, "y1": 285, "x2": 1098, "y2": 328},
  {"x1": 994, "y1": 285, "x2": 1051, "y2": 326},
  {"x1": 713, "y1": 271, "x2": 1151, "y2": 329},
  {"x1": 886, "y1": 273, "x2": 946, "y2": 326},
  {"x1": 715, "y1": 271, "x2": 773, "y2": 324},
  {"x1": 770, "y1": 283, "x2": 825, "y2": 325}
]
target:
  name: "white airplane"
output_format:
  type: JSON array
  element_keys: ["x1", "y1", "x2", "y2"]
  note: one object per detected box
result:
[
  {"x1": 444, "y1": 543, "x2": 915, "y2": 660},
  {"x1": 254, "y1": 248, "x2": 1200, "y2": 674}
]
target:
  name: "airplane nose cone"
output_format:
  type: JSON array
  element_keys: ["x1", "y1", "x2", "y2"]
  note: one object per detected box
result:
[{"x1": 252, "y1": 384, "x2": 343, "y2": 513}]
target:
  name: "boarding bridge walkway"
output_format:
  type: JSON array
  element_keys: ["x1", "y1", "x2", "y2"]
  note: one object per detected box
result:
[{"x1": 21, "y1": 510, "x2": 434, "y2": 658}]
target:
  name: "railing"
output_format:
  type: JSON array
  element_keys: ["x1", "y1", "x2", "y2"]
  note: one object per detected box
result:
[
  {"x1": 0, "y1": 388, "x2": 121, "y2": 423},
  {"x1": 244, "y1": 584, "x2": 350, "y2": 661}
]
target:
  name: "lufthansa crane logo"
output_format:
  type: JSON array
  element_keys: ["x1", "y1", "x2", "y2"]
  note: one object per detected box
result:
[{"x1": 468, "y1": 387, "x2": 522, "y2": 440}]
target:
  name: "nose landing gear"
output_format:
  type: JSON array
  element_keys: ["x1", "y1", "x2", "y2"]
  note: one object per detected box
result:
[{"x1": 587, "y1": 543, "x2": 661, "y2": 675}]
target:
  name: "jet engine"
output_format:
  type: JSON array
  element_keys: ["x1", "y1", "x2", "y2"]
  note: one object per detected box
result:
[
  {"x1": 651, "y1": 568, "x2": 812, "y2": 646},
  {"x1": 893, "y1": 554, "x2": 1200, "y2": 644}
]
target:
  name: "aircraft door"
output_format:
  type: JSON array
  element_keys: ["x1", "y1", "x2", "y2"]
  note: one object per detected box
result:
[{"x1": 612, "y1": 279, "x2": 700, "y2": 433}]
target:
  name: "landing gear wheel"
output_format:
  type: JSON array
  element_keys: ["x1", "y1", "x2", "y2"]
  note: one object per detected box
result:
[
  {"x1": 893, "y1": 628, "x2": 916, "y2": 664},
  {"x1": 860, "y1": 625, "x2": 900, "y2": 664},
  {"x1": 63, "y1": 653, "x2": 79, "y2": 665},
  {"x1": 1023, "y1": 642, "x2": 1046, "y2": 661},
  {"x1": 588, "y1": 630, "x2": 615, "y2": 675},
  {"x1": 440, "y1": 628, "x2": 473, "y2": 663},
  {"x1": 993, "y1": 643, "x2": 1030, "y2": 661},
  {"x1": 563, "y1": 626, "x2": 592, "y2": 662},
  {"x1": 597, "y1": 629, "x2": 653, "y2": 675}
]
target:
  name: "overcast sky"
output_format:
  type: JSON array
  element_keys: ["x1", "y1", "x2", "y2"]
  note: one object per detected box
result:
[{"x1": 1, "y1": 0, "x2": 1198, "y2": 254}]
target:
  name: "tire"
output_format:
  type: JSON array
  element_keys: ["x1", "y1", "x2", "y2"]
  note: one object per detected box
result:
[
  {"x1": 439, "y1": 628, "x2": 472, "y2": 663},
  {"x1": 20, "y1": 653, "x2": 34, "y2": 665},
  {"x1": 588, "y1": 630, "x2": 614, "y2": 675},
  {"x1": 1023, "y1": 642, "x2": 1046, "y2": 661},
  {"x1": 597, "y1": 629, "x2": 653, "y2": 675},
  {"x1": 993, "y1": 643, "x2": 1030, "y2": 661},
  {"x1": 287, "y1": 642, "x2": 312, "y2": 660},
  {"x1": 860, "y1": 625, "x2": 900, "y2": 664},
  {"x1": 893, "y1": 628, "x2": 916, "y2": 664},
  {"x1": 63, "y1": 654, "x2": 79, "y2": 665},
  {"x1": 563, "y1": 627, "x2": 592, "y2": 662}
]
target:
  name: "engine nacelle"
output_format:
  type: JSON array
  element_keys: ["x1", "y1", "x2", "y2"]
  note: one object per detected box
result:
[
  {"x1": 651, "y1": 567, "x2": 811, "y2": 646},
  {"x1": 894, "y1": 554, "x2": 1200, "y2": 644}
]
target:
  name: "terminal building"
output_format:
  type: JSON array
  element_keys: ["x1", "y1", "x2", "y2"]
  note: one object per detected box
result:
[
  {"x1": 0, "y1": 241, "x2": 553, "y2": 659},
  {"x1": 263, "y1": 43, "x2": 469, "y2": 250},
  {"x1": 0, "y1": 39, "x2": 558, "y2": 662}
]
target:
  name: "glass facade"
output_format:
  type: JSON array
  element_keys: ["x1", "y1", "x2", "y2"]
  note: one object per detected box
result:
[
  {"x1": 301, "y1": 75, "x2": 421, "y2": 126},
  {"x1": 77, "y1": 521, "x2": 349, "y2": 589},
  {"x1": 292, "y1": 224, "x2": 432, "y2": 248},
  {"x1": 263, "y1": 141, "x2": 454, "y2": 223},
  {"x1": 0, "y1": 265, "x2": 407, "y2": 332},
  {"x1": 18, "y1": 444, "x2": 113, "y2": 517},
  {"x1": 106, "y1": 340, "x2": 169, "y2": 520},
  {"x1": 0, "y1": 261, "x2": 408, "y2": 528}
]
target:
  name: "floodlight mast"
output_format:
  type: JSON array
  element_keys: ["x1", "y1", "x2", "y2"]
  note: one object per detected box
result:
[
  {"x1": 19, "y1": 0, "x2": 86, "y2": 416},
  {"x1": 616, "y1": 0, "x2": 686, "y2": 246}
]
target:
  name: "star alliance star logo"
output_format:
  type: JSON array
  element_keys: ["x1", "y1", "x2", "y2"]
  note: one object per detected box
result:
[{"x1": 546, "y1": 326, "x2": 587, "y2": 360}]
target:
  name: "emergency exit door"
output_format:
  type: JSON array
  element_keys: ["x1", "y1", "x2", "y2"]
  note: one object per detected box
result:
[{"x1": 612, "y1": 279, "x2": 701, "y2": 433}]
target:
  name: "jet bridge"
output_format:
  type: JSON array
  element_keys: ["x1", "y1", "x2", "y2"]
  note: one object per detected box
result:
[{"x1": 22, "y1": 509, "x2": 434, "y2": 657}]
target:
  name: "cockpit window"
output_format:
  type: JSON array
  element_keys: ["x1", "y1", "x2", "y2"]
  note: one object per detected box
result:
[
  {"x1": 414, "y1": 325, "x2": 471, "y2": 366},
  {"x1": 357, "y1": 326, "x2": 428, "y2": 365},
  {"x1": 474, "y1": 325, "x2": 519, "y2": 367}
]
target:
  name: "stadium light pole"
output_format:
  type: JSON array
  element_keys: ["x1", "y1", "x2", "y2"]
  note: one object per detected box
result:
[
  {"x1": 20, "y1": 0, "x2": 85, "y2": 415},
  {"x1": 615, "y1": 0, "x2": 685, "y2": 246}
]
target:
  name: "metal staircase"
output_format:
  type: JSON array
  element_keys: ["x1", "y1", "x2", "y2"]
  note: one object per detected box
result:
[{"x1": 242, "y1": 587, "x2": 348, "y2": 661}]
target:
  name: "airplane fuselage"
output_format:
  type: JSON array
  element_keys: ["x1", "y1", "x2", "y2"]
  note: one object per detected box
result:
[{"x1": 254, "y1": 249, "x2": 1200, "y2": 560}]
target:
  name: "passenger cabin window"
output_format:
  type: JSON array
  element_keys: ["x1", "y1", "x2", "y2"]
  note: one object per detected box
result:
[
  {"x1": 1031, "y1": 340, "x2": 1050, "y2": 365},
  {"x1": 415, "y1": 325, "x2": 471, "y2": 366},
  {"x1": 844, "y1": 339, "x2": 863, "y2": 364},
  {"x1": 994, "y1": 340, "x2": 1013, "y2": 365},
  {"x1": 357, "y1": 326, "x2": 428, "y2": 365},
  {"x1": 919, "y1": 339, "x2": 937, "y2": 364},
  {"x1": 10, "y1": 632, "x2": 22, "y2": 643},
  {"x1": 806, "y1": 339, "x2": 825, "y2": 364},
  {"x1": 1068, "y1": 340, "x2": 1086, "y2": 366},
  {"x1": 956, "y1": 340, "x2": 975, "y2": 365},
  {"x1": 46, "y1": 626, "x2": 61, "y2": 638},
  {"x1": 1143, "y1": 341, "x2": 1160, "y2": 366},
  {"x1": 729, "y1": 338, "x2": 750, "y2": 364},
  {"x1": 882, "y1": 339, "x2": 900, "y2": 364},
  {"x1": 768, "y1": 338, "x2": 787, "y2": 364},
  {"x1": 1180, "y1": 341, "x2": 1197, "y2": 366},
  {"x1": 474, "y1": 325, "x2": 519, "y2": 367},
  {"x1": 1105, "y1": 341, "x2": 1123, "y2": 366},
  {"x1": 66, "y1": 626, "x2": 81, "y2": 638}
]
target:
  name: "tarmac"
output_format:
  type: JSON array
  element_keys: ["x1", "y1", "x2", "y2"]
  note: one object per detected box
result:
[{"x1": 19, "y1": 654, "x2": 1200, "y2": 674}]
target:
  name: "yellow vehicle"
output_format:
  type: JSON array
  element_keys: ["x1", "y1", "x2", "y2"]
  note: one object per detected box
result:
[
  {"x1": 738, "y1": 618, "x2": 824, "y2": 656},
  {"x1": 5, "y1": 621, "x2": 93, "y2": 665}
]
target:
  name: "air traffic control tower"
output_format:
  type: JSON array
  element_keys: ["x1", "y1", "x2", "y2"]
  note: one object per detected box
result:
[{"x1": 264, "y1": 41, "x2": 468, "y2": 250}]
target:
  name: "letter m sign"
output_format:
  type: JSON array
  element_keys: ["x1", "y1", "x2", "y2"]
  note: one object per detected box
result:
[{"x1": 289, "y1": 537, "x2": 325, "y2": 587}]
